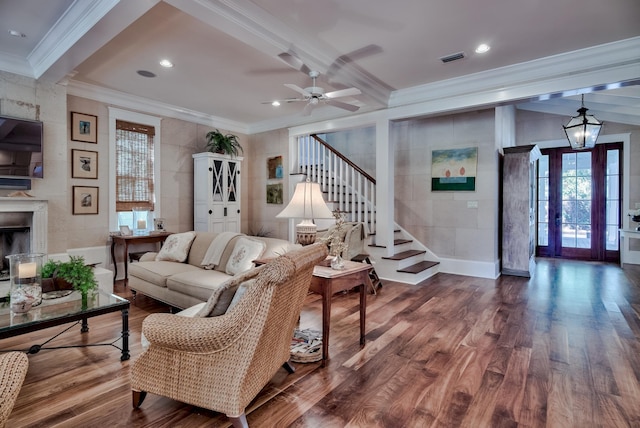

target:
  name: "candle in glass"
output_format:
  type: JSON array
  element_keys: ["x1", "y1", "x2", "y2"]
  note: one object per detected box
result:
[{"x1": 18, "y1": 262, "x2": 37, "y2": 278}]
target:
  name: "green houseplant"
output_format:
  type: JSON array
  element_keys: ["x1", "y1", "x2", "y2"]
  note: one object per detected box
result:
[
  {"x1": 205, "y1": 129, "x2": 243, "y2": 157},
  {"x1": 42, "y1": 256, "x2": 98, "y2": 307}
]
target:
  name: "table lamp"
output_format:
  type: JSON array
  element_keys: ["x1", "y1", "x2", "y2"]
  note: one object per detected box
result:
[{"x1": 277, "y1": 179, "x2": 333, "y2": 245}]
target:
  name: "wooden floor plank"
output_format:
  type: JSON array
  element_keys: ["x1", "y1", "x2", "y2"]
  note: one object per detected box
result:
[{"x1": 3, "y1": 258, "x2": 640, "y2": 427}]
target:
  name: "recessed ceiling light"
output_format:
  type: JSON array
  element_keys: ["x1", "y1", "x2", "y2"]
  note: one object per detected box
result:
[
  {"x1": 272, "y1": 101, "x2": 281, "y2": 107},
  {"x1": 8, "y1": 30, "x2": 25, "y2": 38},
  {"x1": 475, "y1": 43, "x2": 491, "y2": 54},
  {"x1": 137, "y1": 70, "x2": 156, "y2": 78},
  {"x1": 159, "y1": 59, "x2": 174, "y2": 68}
]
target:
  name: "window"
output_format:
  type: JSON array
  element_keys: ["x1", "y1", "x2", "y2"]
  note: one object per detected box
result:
[
  {"x1": 115, "y1": 120, "x2": 155, "y2": 212},
  {"x1": 108, "y1": 108, "x2": 161, "y2": 230}
]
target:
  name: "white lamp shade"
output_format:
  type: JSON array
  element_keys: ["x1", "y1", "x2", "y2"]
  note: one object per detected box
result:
[{"x1": 277, "y1": 181, "x2": 333, "y2": 220}]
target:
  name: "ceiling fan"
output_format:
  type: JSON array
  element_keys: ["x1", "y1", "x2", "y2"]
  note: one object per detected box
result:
[{"x1": 269, "y1": 70, "x2": 362, "y2": 116}]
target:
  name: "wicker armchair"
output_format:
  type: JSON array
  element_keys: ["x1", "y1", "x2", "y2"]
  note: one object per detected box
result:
[
  {"x1": 0, "y1": 352, "x2": 29, "y2": 428},
  {"x1": 130, "y1": 243, "x2": 328, "y2": 427}
]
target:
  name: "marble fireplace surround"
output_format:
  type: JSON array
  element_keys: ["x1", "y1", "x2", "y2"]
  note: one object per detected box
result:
[{"x1": 0, "y1": 197, "x2": 48, "y2": 255}]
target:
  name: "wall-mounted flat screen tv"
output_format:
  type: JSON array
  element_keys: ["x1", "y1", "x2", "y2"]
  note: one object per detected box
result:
[{"x1": 0, "y1": 115, "x2": 43, "y2": 179}]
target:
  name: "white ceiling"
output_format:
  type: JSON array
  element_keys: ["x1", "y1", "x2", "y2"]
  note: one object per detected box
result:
[{"x1": 0, "y1": 0, "x2": 639, "y2": 134}]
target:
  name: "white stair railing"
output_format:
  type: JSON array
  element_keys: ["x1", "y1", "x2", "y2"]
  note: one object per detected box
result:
[{"x1": 293, "y1": 135, "x2": 376, "y2": 234}]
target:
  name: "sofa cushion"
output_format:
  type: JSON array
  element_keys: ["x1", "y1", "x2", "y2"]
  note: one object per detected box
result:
[
  {"x1": 193, "y1": 269, "x2": 260, "y2": 317},
  {"x1": 167, "y1": 269, "x2": 236, "y2": 301},
  {"x1": 225, "y1": 237, "x2": 266, "y2": 275},
  {"x1": 129, "y1": 261, "x2": 201, "y2": 288},
  {"x1": 155, "y1": 232, "x2": 196, "y2": 262}
]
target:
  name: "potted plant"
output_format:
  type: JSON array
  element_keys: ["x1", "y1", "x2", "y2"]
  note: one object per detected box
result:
[
  {"x1": 42, "y1": 256, "x2": 98, "y2": 307},
  {"x1": 205, "y1": 129, "x2": 243, "y2": 157}
]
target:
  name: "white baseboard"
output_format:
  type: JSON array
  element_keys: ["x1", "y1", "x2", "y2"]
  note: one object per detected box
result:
[{"x1": 438, "y1": 257, "x2": 501, "y2": 279}]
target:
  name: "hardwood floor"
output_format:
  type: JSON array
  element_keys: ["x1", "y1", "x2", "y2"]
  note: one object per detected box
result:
[{"x1": 3, "y1": 258, "x2": 640, "y2": 427}]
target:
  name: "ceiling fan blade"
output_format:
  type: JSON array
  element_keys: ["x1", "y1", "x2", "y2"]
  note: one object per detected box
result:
[
  {"x1": 302, "y1": 102, "x2": 316, "y2": 116},
  {"x1": 326, "y1": 44, "x2": 383, "y2": 78},
  {"x1": 284, "y1": 84, "x2": 311, "y2": 97},
  {"x1": 326, "y1": 99, "x2": 360, "y2": 112},
  {"x1": 277, "y1": 52, "x2": 311, "y2": 75},
  {"x1": 325, "y1": 87, "x2": 361, "y2": 99}
]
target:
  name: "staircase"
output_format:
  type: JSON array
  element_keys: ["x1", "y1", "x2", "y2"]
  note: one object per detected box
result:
[{"x1": 294, "y1": 134, "x2": 440, "y2": 285}]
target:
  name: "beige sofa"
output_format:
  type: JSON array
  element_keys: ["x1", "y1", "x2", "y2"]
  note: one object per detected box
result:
[{"x1": 128, "y1": 232, "x2": 301, "y2": 309}]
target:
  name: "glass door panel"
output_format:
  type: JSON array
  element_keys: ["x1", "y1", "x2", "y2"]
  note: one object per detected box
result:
[{"x1": 536, "y1": 143, "x2": 620, "y2": 261}]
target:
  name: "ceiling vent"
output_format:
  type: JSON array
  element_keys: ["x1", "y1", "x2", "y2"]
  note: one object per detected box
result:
[{"x1": 440, "y1": 52, "x2": 465, "y2": 63}]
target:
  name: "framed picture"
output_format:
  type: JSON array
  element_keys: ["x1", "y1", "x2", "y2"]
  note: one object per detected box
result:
[
  {"x1": 72, "y1": 186, "x2": 99, "y2": 215},
  {"x1": 71, "y1": 149, "x2": 98, "y2": 179},
  {"x1": 71, "y1": 112, "x2": 98, "y2": 143},
  {"x1": 266, "y1": 183, "x2": 283, "y2": 204},
  {"x1": 267, "y1": 155, "x2": 283, "y2": 179},
  {"x1": 431, "y1": 147, "x2": 478, "y2": 191},
  {"x1": 154, "y1": 218, "x2": 166, "y2": 231},
  {"x1": 119, "y1": 225, "x2": 132, "y2": 236}
]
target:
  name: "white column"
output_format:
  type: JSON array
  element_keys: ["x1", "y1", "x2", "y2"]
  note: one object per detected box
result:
[{"x1": 375, "y1": 119, "x2": 395, "y2": 256}]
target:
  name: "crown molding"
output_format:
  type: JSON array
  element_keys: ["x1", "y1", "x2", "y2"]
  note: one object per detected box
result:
[
  {"x1": 67, "y1": 79, "x2": 249, "y2": 134},
  {"x1": 0, "y1": 54, "x2": 35, "y2": 79},
  {"x1": 28, "y1": 0, "x2": 121, "y2": 79},
  {"x1": 517, "y1": 100, "x2": 640, "y2": 126},
  {"x1": 390, "y1": 37, "x2": 640, "y2": 110}
]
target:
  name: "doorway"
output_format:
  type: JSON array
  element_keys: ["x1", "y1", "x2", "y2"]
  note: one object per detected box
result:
[{"x1": 536, "y1": 143, "x2": 621, "y2": 262}]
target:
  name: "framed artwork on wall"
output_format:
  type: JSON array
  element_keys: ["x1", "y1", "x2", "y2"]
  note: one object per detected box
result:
[
  {"x1": 72, "y1": 186, "x2": 99, "y2": 215},
  {"x1": 267, "y1": 155, "x2": 283, "y2": 179},
  {"x1": 71, "y1": 112, "x2": 98, "y2": 143},
  {"x1": 431, "y1": 147, "x2": 478, "y2": 191},
  {"x1": 71, "y1": 149, "x2": 98, "y2": 179},
  {"x1": 266, "y1": 183, "x2": 283, "y2": 204}
]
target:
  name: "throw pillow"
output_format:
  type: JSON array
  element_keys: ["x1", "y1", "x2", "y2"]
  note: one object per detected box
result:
[
  {"x1": 195, "y1": 266, "x2": 262, "y2": 317},
  {"x1": 155, "y1": 232, "x2": 196, "y2": 262},
  {"x1": 225, "y1": 278, "x2": 256, "y2": 313},
  {"x1": 225, "y1": 237, "x2": 266, "y2": 275}
]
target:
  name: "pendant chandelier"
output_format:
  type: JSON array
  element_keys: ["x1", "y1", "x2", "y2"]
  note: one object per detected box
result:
[{"x1": 563, "y1": 94, "x2": 603, "y2": 150}]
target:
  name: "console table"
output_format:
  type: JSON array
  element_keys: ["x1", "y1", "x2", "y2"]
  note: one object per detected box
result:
[
  {"x1": 309, "y1": 260, "x2": 373, "y2": 367},
  {"x1": 110, "y1": 232, "x2": 172, "y2": 284}
]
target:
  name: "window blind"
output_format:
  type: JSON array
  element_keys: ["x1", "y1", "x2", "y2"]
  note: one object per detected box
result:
[{"x1": 115, "y1": 120, "x2": 155, "y2": 212}]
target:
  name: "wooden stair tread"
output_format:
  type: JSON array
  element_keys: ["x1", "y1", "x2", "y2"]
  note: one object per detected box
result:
[
  {"x1": 398, "y1": 261, "x2": 440, "y2": 274},
  {"x1": 394, "y1": 238, "x2": 412, "y2": 245},
  {"x1": 382, "y1": 249, "x2": 426, "y2": 260}
]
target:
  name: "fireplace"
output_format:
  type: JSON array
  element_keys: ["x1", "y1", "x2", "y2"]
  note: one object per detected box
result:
[
  {"x1": 0, "y1": 226, "x2": 30, "y2": 279},
  {"x1": 0, "y1": 198, "x2": 48, "y2": 297}
]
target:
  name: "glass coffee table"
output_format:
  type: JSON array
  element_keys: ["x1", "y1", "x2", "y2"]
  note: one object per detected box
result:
[{"x1": 0, "y1": 290, "x2": 130, "y2": 361}]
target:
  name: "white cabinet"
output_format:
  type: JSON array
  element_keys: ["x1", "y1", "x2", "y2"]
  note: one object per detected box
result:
[{"x1": 193, "y1": 152, "x2": 242, "y2": 233}]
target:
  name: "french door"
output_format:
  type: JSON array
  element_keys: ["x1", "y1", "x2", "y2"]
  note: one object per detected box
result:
[{"x1": 536, "y1": 143, "x2": 621, "y2": 262}]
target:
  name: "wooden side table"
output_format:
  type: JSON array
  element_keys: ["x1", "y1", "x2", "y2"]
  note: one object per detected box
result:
[
  {"x1": 309, "y1": 260, "x2": 374, "y2": 367},
  {"x1": 110, "y1": 232, "x2": 172, "y2": 284}
]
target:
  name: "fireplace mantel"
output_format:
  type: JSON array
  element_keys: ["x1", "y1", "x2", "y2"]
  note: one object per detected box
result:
[{"x1": 0, "y1": 197, "x2": 48, "y2": 254}]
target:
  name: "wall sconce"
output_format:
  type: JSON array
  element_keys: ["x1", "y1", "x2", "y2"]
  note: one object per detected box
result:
[{"x1": 277, "y1": 179, "x2": 333, "y2": 245}]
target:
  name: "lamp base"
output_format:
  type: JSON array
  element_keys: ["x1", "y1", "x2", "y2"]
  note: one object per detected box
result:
[{"x1": 296, "y1": 223, "x2": 318, "y2": 246}]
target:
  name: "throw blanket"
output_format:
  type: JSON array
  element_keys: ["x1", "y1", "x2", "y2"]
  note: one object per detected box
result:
[{"x1": 201, "y1": 232, "x2": 241, "y2": 268}]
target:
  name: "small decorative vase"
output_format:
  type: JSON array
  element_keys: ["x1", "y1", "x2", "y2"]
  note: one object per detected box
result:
[{"x1": 331, "y1": 254, "x2": 344, "y2": 270}]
